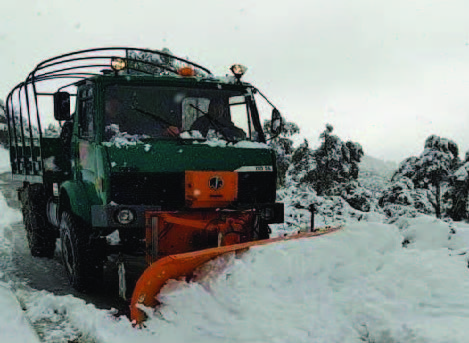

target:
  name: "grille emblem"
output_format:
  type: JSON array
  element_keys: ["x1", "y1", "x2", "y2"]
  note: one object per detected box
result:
[{"x1": 209, "y1": 176, "x2": 224, "y2": 190}]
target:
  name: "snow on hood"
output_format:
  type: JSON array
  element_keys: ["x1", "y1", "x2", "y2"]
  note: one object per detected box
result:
[
  {"x1": 102, "y1": 130, "x2": 150, "y2": 149},
  {"x1": 192, "y1": 138, "x2": 270, "y2": 149},
  {"x1": 103, "y1": 127, "x2": 270, "y2": 150}
]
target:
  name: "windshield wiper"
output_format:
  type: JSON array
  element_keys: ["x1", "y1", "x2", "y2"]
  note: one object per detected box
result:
[
  {"x1": 131, "y1": 105, "x2": 174, "y2": 128},
  {"x1": 189, "y1": 104, "x2": 232, "y2": 142},
  {"x1": 130, "y1": 105, "x2": 185, "y2": 143}
]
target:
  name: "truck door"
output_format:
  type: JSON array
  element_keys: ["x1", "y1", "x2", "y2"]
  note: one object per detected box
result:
[{"x1": 76, "y1": 84, "x2": 101, "y2": 197}]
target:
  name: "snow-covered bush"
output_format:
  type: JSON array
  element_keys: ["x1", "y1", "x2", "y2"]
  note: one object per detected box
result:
[
  {"x1": 342, "y1": 186, "x2": 374, "y2": 212},
  {"x1": 381, "y1": 204, "x2": 420, "y2": 224},
  {"x1": 274, "y1": 182, "x2": 386, "y2": 235}
]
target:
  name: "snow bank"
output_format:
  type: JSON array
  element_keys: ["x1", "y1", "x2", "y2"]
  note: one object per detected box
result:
[
  {"x1": 0, "y1": 147, "x2": 10, "y2": 173},
  {"x1": 0, "y1": 192, "x2": 22, "y2": 265},
  {"x1": 0, "y1": 283, "x2": 40, "y2": 343},
  {"x1": 16, "y1": 290, "x2": 140, "y2": 343},
  {"x1": 135, "y1": 218, "x2": 469, "y2": 342},
  {"x1": 0, "y1": 193, "x2": 39, "y2": 343},
  {"x1": 5, "y1": 216, "x2": 469, "y2": 343}
]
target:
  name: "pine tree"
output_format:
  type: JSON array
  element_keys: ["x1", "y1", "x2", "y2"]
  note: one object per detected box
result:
[
  {"x1": 448, "y1": 152, "x2": 469, "y2": 221},
  {"x1": 293, "y1": 124, "x2": 363, "y2": 196},
  {"x1": 263, "y1": 119, "x2": 300, "y2": 187}
]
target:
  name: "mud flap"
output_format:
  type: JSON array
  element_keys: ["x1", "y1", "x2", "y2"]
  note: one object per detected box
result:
[{"x1": 130, "y1": 225, "x2": 343, "y2": 325}]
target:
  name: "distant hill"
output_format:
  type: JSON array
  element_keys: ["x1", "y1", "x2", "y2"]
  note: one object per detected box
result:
[
  {"x1": 359, "y1": 155, "x2": 397, "y2": 198},
  {"x1": 359, "y1": 155, "x2": 397, "y2": 180}
]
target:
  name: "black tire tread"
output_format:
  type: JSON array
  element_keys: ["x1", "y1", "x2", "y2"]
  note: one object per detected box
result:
[
  {"x1": 59, "y1": 211, "x2": 103, "y2": 292},
  {"x1": 22, "y1": 184, "x2": 56, "y2": 258}
]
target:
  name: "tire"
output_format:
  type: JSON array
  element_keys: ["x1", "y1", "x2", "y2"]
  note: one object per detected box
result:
[
  {"x1": 253, "y1": 216, "x2": 271, "y2": 240},
  {"x1": 59, "y1": 211, "x2": 103, "y2": 292},
  {"x1": 258, "y1": 222, "x2": 271, "y2": 240},
  {"x1": 22, "y1": 184, "x2": 56, "y2": 258}
]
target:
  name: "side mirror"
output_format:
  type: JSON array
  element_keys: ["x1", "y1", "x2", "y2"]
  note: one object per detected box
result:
[
  {"x1": 270, "y1": 108, "x2": 283, "y2": 136},
  {"x1": 54, "y1": 92, "x2": 71, "y2": 121}
]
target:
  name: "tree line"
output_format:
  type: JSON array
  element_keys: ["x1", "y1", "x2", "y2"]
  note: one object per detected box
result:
[{"x1": 265, "y1": 118, "x2": 469, "y2": 222}]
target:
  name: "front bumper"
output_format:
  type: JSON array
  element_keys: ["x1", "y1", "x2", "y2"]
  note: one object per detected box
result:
[{"x1": 91, "y1": 203, "x2": 284, "y2": 229}]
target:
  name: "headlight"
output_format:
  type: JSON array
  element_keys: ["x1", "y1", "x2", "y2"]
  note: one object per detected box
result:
[{"x1": 116, "y1": 209, "x2": 135, "y2": 224}]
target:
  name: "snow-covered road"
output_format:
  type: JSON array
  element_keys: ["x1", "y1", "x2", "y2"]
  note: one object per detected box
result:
[{"x1": 2, "y1": 187, "x2": 469, "y2": 342}]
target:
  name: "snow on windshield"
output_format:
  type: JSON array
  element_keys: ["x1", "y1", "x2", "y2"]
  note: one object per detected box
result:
[{"x1": 102, "y1": 125, "x2": 150, "y2": 148}]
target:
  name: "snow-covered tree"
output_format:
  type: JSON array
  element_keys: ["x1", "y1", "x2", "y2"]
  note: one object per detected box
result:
[
  {"x1": 379, "y1": 176, "x2": 435, "y2": 215},
  {"x1": 263, "y1": 119, "x2": 300, "y2": 187},
  {"x1": 0, "y1": 100, "x2": 8, "y2": 147},
  {"x1": 290, "y1": 124, "x2": 364, "y2": 196},
  {"x1": 447, "y1": 152, "x2": 469, "y2": 221},
  {"x1": 44, "y1": 123, "x2": 60, "y2": 137},
  {"x1": 390, "y1": 135, "x2": 459, "y2": 218},
  {"x1": 286, "y1": 124, "x2": 369, "y2": 211}
]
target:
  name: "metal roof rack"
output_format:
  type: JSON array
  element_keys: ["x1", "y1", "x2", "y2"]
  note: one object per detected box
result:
[{"x1": 4, "y1": 47, "x2": 213, "y2": 176}]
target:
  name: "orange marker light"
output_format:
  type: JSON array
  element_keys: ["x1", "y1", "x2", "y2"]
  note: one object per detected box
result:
[{"x1": 178, "y1": 66, "x2": 196, "y2": 77}]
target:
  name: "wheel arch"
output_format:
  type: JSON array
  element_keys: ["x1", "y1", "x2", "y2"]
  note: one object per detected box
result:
[{"x1": 59, "y1": 181, "x2": 101, "y2": 225}]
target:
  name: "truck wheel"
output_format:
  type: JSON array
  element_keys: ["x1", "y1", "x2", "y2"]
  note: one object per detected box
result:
[
  {"x1": 258, "y1": 222, "x2": 271, "y2": 240},
  {"x1": 22, "y1": 184, "x2": 56, "y2": 258},
  {"x1": 59, "y1": 211, "x2": 103, "y2": 292},
  {"x1": 253, "y1": 216, "x2": 270, "y2": 240}
]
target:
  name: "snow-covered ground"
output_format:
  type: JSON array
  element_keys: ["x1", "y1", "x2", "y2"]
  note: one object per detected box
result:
[
  {"x1": 0, "y1": 148, "x2": 10, "y2": 173},
  {"x1": 2, "y1": 147, "x2": 469, "y2": 342}
]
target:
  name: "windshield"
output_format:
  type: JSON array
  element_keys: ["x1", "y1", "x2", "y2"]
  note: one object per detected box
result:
[{"x1": 104, "y1": 85, "x2": 261, "y2": 142}]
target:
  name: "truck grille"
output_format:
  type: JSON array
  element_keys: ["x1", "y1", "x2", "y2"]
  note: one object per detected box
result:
[
  {"x1": 110, "y1": 171, "x2": 277, "y2": 209},
  {"x1": 110, "y1": 172, "x2": 185, "y2": 208}
]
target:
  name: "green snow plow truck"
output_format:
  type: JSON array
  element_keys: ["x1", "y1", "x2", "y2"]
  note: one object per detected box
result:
[{"x1": 5, "y1": 47, "x2": 337, "y2": 324}]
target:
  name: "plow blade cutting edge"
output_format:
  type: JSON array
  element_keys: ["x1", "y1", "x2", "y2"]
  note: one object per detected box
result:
[{"x1": 130, "y1": 225, "x2": 343, "y2": 325}]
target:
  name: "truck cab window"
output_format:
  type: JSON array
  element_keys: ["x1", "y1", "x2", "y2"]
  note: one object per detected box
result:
[
  {"x1": 182, "y1": 97, "x2": 210, "y2": 131},
  {"x1": 229, "y1": 96, "x2": 251, "y2": 139},
  {"x1": 78, "y1": 86, "x2": 95, "y2": 139}
]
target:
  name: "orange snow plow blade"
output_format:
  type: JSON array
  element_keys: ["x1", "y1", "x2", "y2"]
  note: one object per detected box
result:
[{"x1": 130, "y1": 225, "x2": 343, "y2": 325}]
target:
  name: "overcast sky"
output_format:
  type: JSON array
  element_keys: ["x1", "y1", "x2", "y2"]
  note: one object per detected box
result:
[{"x1": 2, "y1": 0, "x2": 469, "y2": 162}]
